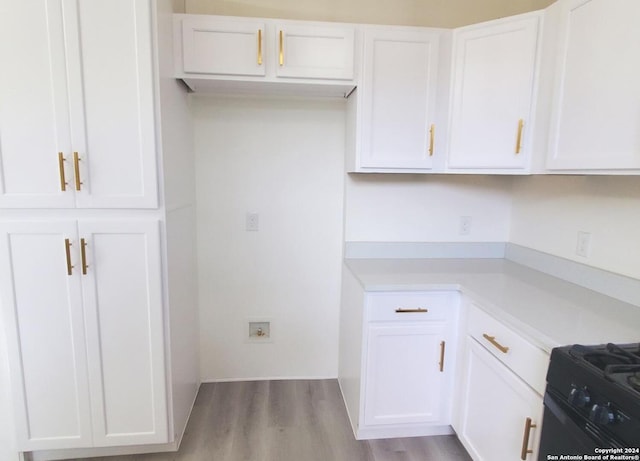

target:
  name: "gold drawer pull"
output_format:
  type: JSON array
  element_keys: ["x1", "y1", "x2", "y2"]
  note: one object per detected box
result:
[
  {"x1": 64, "y1": 239, "x2": 74, "y2": 275},
  {"x1": 520, "y1": 417, "x2": 537, "y2": 460},
  {"x1": 395, "y1": 308, "x2": 428, "y2": 313},
  {"x1": 428, "y1": 124, "x2": 435, "y2": 156},
  {"x1": 482, "y1": 333, "x2": 509, "y2": 354},
  {"x1": 438, "y1": 340, "x2": 446, "y2": 372},
  {"x1": 58, "y1": 152, "x2": 68, "y2": 191},
  {"x1": 279, "y1": 30, "x2": 284, "y2": 66},
  {"x1": 80, "y1": 238, "x2": 89, "y2": 275},
  {"x1": 515, "y1": 119, "x2": 524, "y2": 154},
  {"x1": 257, "y1": 29, "x2": 263, "y2": 65},
  {"x1": 73, "y1": 152, "x2": 83, "y2": 191}
]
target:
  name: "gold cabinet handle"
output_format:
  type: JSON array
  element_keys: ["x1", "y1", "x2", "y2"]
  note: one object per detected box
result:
[
  {"x1": 58, "y1": 152, "x2": 68, "y2": 191},
  {"x1": 520, "y1": 417, "x2": 537, "y2": 460},
  {"x1": 428, "y1": 124, "x2": 435, "y2": 156},
  {"x1": 80, "y1": 238, "x2": 88, "y2": 275},
  {"x1": 515, "y1": 119, "x2": 524, "y2": 154},
  {"x1": 279, "y1": 30, "x2": 284, "y2": 66},
  {"x1": 64, "y1": 239, "x2": 74, "y2": 275},
  {"x1": 482, "y1": 333, "x2": 509, "y2": 354},
  {"x1": 395, "y1": 308, "x2": 428, "y2": 313},
  {"x1": 73, "y1": 152, "x2": 83, "y2": 191},
  {"x1": 257, "y1": 29, "x2": 263, "y2": 65},
  {"x1": 438, "y1": 340, "x2": 446, "y2": 372}
]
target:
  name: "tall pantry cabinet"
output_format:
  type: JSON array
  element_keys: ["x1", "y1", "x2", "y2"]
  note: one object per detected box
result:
[{"x1": 0, "y1": 0, "x2": 199, "y2": 458}]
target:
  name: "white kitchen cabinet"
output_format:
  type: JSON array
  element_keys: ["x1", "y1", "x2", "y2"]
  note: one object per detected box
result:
[
  {"x1": 274, "y1": 23, "x2": 355, "y2": 80},
  {"x1": 0, "y1": 0, "x2": 158, "y2": 209},
  {"x1": 546, "y1": 0, "x2": 640, "y2": 172},
  {"x1": 0, "y1": 219, "x2": 168, "y2": 451},
  {"x1": 339, "y1": 287, "x2": 459, "y2": 440},
  {"x1": 175, "y1": 15, "x2": 356, "y2": 95},
  {"x1": 454, "y1": 303, "x2": 545, "y2": 461},
  {"x1": 446, "y1": 12, "x2": 541, "y2": 172},
  {"x1": 348, "y1": 28, "x2": 442, "y2": 172},
  {"x1": 180, "y1": 17, "x2": 267, "y2": 76},
  {"x1": 364, "y1": 322, "x2": 448, "y2": 427}
]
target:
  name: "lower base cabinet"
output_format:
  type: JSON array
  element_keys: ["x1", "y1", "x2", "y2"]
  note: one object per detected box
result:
[
  {"x1": 0, "y1": 219, "x2": 168, "y2": 451},
  {"x1": 455, "y1": 336, "x2": 542, "y2": 461}
]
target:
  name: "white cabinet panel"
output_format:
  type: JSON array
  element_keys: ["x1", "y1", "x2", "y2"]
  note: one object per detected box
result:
[
  {"x1": 0, "y1": 0, "x2": 75, "y2": 208},
  {"x1": 546, "y1": 0, "x2": 640, "y2": 171},
  {"x1": 364, "y1": 323, "x2": 447, "y2": 426},
  {"x1": 275, "y1": 24, "x2": 354, "y2": 80},
  {"x1": 357, "y1": 29, "x2": 440, "y2": 171},
  {"x1": 447, "y1": 13, "x2": 541, "y2": 171},
  {"x1": 181, "y1": 17, "x2": 266, "y2": 76},
  {"x1": 79, "y1": 220, "x2": 168, "y2": 446},
  {"x1": 0, "y1": 221, "x2": 92, "y2": 450},
  {"x1": 0, "y1": 0, "x2": 158, "y2": 209},
  {"x1": 0, "y1": 219, "x2": 168, "y2": 451},
  {"x1": 457, "y1": 337, "x2": 542, "y2": 461}
]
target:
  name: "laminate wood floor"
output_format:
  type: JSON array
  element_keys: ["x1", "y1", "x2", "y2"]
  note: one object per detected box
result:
[{"x1": 66, "y1": 380, "x2": 472, "y2": 461}]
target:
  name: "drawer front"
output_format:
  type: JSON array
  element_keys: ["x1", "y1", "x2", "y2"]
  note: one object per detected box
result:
[
  {"x1": 468, "y1": 305, "x2": 549, "y2": 395},
  {"x1": 367, "y1": 291, "x2": 457, "y2": 323}
]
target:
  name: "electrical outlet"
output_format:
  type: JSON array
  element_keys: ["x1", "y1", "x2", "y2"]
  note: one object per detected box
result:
[
  {"x1": 460, "y1": 216, "x2": 472, "y2": 235},
  {"x1": 576, "y1": 231, "x2": 591, "y2": 257},
  {"x1": 246, "y1": 212, "x2": 259, "y2": 231}
]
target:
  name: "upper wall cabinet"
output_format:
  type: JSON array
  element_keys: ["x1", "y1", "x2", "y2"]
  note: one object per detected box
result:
[
  {"x1": 175, "y1": 15, "x2": 356, "y2": 96},
  {"x1": 446, "y1": 12, "x2": 542, "y2": 173},
  {"x1": 546, "y1": 0, "x2": 640, "y2": 172},
  {"x1": 0, "y1": 0, "x2": 159, "y2": 209},
  {"x1": 346, "y1": 27, "x2": 444, "y2": 172}
]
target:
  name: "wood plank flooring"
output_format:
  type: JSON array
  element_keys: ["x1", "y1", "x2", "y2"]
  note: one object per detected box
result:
[{"x1": 65, "y1": 379, "x2": 472, "y2": 461}]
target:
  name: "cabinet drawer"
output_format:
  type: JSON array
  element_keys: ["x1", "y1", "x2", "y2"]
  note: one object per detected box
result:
[
  {"x1": 468, "y1": 305, "x2": 548, "y2": 395},
  {"x1": 366, "y1": 291, "x2": 457, "y2": 322}
]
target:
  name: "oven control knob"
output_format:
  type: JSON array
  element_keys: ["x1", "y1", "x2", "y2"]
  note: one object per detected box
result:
[
  {"x1": 589, "y1": 404, "x2": 615, "y2": 425},
  {"x1": 568, "y1": 386, "x2": 590, "y2": 407}
]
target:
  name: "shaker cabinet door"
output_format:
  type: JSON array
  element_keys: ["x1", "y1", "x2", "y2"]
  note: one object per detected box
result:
[
  {"x1": 358, "y1": 29, "x2": 440, "y2": 170},
  {"x1": 78, "y1": 219, "x2": 168, "y2": 446},
  {"x1": 546, "y1": 0, "x2": 640, "y2": 171},
  {"x1": 447, "y1": 13, "x2": 541, "y2": 171},
  {"x1": 0, "y1": 0, "x2": 158, "y2": 209},
  {"x1": 0, "y1": 221, "x2": 92, "y2": 450}
]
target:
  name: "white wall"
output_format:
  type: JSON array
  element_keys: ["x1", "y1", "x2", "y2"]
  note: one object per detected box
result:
[
  {"x1": 185, "y1": 0, "x2": 554, "y2": 28},
  {"x1": 345, "y1": 174, "x2": 514, "y2": 242},
  {"x1": 510, "y1": 176, "x2": 640, "y2": 280},
  {"x1": 193, "y1": 95, "x2": 346, "y2": 380}
]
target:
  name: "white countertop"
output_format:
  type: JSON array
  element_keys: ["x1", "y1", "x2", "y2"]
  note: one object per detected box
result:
[{"x1": 345, "y1": 258, "x2": 640, "y2": 353}]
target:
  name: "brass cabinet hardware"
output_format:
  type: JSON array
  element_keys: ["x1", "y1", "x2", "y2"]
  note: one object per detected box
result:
[
  {"x1": 73, "y1": 152, "x2": 83, "y2": 191},
  {"x1": 64, "y1": 239, "x2": 74, "y2": 276},
  {"x1": 257, "y1": 29, "x2": 263, "y2": 65},
  {"x1": 429, "y1": 124, "x2": 435, "y2": 156},
  {"x1": 279, "y1": 30, "x2": 284, "y2": 66},
  {"x1": 515, "y1": 119, "x2": 524, "y2": 154},
  {"x1": 58, "y1": 152, "x2": 68, "y2": 191},
  {"x1": 395, "y1": 308, "x2": 428, "y2": 313},
  {"x1": 438, "y1": 340, "x2": 446, "y2": 372},
  {"x1": 520, "y1": 417, "x2": 537, "y2": 460},
  {"x1": 482, "y1": 333, "x2": 509, "y2": 354},
  {"x1": 80, "y1": 238, "x2": 88, "y2": 275}
]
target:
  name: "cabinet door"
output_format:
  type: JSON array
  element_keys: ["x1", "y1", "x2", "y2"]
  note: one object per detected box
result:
[
  {"x1": 0, "y1": 0, "x2": 76, "y2": 208},
  {"x1": 546, "y1": 0, "x2": 640, "y2": 170},
  {"x1": 0, "y1": 221, "x2": 92, "y2": 450},
  {"x1": 181, "y1": 16, "x2": 266, "y2": 76},
  {"x1": 447, "y1": 14, "x2": 540, "y2": 170},
  {"x1": 457, "y1": 337, "x2": 542, "y2": 461},
  {"x1": 274, "y1": 24, "x2": 355, "y2": 80},
  {"x1": 359, "y1": 29, "x2": 440, "y2": 170},
  {"x1": 78, "y1": 219, "x2": 168, "y2": 446},
  {"x1": 364, "y1": 322, "x2": 447, "y2": 426},
  {"x1": 69, "y1": 0, "x2": 158, "y2": 208}
]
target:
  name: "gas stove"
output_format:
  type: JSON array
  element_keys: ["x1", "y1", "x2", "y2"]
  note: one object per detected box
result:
[{"x1": 538, "y1": 343, "x2": 640, "y2": 459}]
